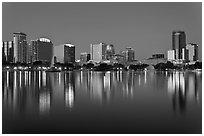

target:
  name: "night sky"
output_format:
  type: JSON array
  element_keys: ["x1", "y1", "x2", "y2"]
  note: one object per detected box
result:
[{"x1": 2, "y1": 2, "x2": 202, "y2": 60}]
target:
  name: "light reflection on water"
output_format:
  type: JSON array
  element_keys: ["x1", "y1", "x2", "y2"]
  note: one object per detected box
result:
[{"x1": 2, "y1": 70, "x2": 202, "y2": 133}]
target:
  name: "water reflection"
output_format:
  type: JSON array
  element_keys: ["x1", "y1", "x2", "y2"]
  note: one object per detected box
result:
[{"x1": 2, "y1": 71, "x2": 201, "y2": 115}]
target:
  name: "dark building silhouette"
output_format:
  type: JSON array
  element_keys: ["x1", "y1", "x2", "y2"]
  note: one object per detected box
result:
[
  {"x1": 64, "y1": 44, "x2": 75, "y2": 63},
  {"x1": 152, "y1": 54, "x2": 164, "y2": 59},
  {"x1": 29, "y1": 38, "x2": 53, "y2": 63}
]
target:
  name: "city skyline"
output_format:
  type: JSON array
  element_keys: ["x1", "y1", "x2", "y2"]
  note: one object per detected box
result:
[{"x1": 2, "y1": 2, "x2": 202, "y2": 60}]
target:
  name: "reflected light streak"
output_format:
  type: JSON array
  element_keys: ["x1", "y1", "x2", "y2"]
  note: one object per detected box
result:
[
  {"x1": 65, "y1": 84, "x2": 74, "y2": 108},
  {"x1": 6, "y1": 71, "x2": 9, "y2": 87},
  {"x1": 39, "y1": 91, "x2": 50, "y2": 115},
  {"x1": 104, "y1": 72, "x2": 111, "y2": 91},
  {"x1": 179, "y1": 73, "x2": 185, "y2": 95},
  {"x1": 19, "y1": 71, "x2": 22, "y2": 88},
  {"x1": 39, "y1": 71, "x2": 41, "y2": 88},
  {"x1": 188, "y1": 75, "x2": 195, "y2": 100},
  {"x1": 144, "y1": 71, "x2": 147, "y2": 84},
  {"x1": 42, "y1": 71, "x2": 46, "y2": 86},
  {"x1": 13, "y1": 71, "x2": 17, "y2": 110},
  {"x1": 138, "y1": 75, "x2": 141, "y2": 86},
  {"x1": 25, "y1": 71, "x2": 28, "y2": 85},
  {"x1": 59, "y1": 72, "x2": 61, "y2": 85},
  {"x1": 29, "y1": 71, "x2": 31, "y2": 85}
]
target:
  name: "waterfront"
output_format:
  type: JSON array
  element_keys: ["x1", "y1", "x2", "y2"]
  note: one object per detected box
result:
[{"x1": 2, "y1": 70, "x2": 202, "y2": 133}]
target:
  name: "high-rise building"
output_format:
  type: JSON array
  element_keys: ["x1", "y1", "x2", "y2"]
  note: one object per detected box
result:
[
  {"x1": 172, "y1": 31, "x2": 186, "y2": 60},
  {"x1": 13, "y1": 32, "x2": 27, "y2": 63},
  {"x1": 64, "y1": 44, "x2": 75, "y2": 63},
  {"x1": 28, "y1": 38, "x2": 53, "y2": 63},
  {"x1": 167, "y1": 50, "x2": 175, "y2": 61},
  {"x1": 122, "y1": 47, "x2": 135, "y2": 62},
  {"x1": 105, "y1": 44, "x2": 115, "y2": 60},
  {"x1": 90, "y1": 43, "x2": 107, "y2": 62},
  {"x1": 186, "y1": 43, "x2": 199, "y2": 62},
  {"x1": 2, "y1": 41, "x2": 14, "y2": 63},
  {"x1": 80, "y1": 52, "x2": 90, "y2": 63},
  {"x1": 53, "y1": 43, "x2": 75, "y2": 64}
]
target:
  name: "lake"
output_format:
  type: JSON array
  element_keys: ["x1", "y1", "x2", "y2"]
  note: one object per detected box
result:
[{"x1": 2, "y1": 70, "x2": 202, "y2": 134}]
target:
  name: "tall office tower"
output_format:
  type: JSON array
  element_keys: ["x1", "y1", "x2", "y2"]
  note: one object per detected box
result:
[
  {"x1": 80, "y1": 52, "x2": 91, "y2": 63},
  {"x1": 172, "y1": 31, "x2": 186, "y2": 60},
  {"x1": 2, "y1": 41, "x2": 14, "y2": 63},
  {"x1": 90, "y1": 43, "x2": 107, "y2": 62},
  {"x1": 53, "y1": 43, "x2": 75, "y2": 63},
  {"x1": 13, "y1": 32, "x2": 27, "y2": 63},
  {"x1": 122, "y1": 47, "x2": 135, "y2": 62},
  {"x1": 64, "y1": 44, "x2": 75, "y2": 63},
  {"x1": 29, "y1": 38, "x2": 53, "y2": 63},
  {"x1": 167, "y1": 50, "x2": 175, "y2": 61},
  {"x1": 27, "y1": 43, "x2": 33, "y2": 63},
  {"x1": 186, "y1": 43, "x2": 199, "y2": 62},
  {"x1": 105, "y1": 44, "x2": 115, "y2": 60},
  {"x1": 37, "y1": 38, "x2": 53, "y2": 63},
  {"x1": 30, "y1": 40, "x2": 38, "y2": 62}
]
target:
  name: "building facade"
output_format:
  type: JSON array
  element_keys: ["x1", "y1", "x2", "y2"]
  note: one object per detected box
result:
[
  {"x1": 53, "y1": 43, "x2": 75, "y2": 64},
  {"x1": 122, "y1": 47, "x2": 135, "y2": 62},
  {"x1": 172, "y1": 31, "x2": 186, "y2": 60},
  {"x1": 28, "y1": 38, "x2": 53, "y2": 64},
  {"x1": 80, "y1": 52, "x2": 91, "y2": 63},
  {"x1": 64, "y1": 44, "x2": 75, "y2": 63},
  {"x1": 152, "y1": 54, "x2": 164, "y2": 59},
  {"x1": 167, "y1": 50, "x2": 175, "y2": 61},
  {"x1": 2, "y1": 41, "x2": 14, "y2": 63},
  {"x1": 105, "y1": 44, "x2": 115, "y2": 60},
  {"x1": 13, "y1": 32, "x2": 27, "y2": 63},
  {"x1": 186, "y1": 43, "x2": 198, "y2": 62},
  {"x1": 90, "y1": 43, "x2": 107, "y2": 63}
]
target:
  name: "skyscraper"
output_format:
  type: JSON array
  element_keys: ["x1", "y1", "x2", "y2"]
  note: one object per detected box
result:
[
  {"x1": 186, "y1": 43, "x2": 199, "y2": 62},
  {"x1": 13, "y1": 32, "x2": 27, "y2": 63},
  {"x1": 64, "y1": 44, "x2": 75, "y2": 63},
  {"x1": 122, "y1": 47, "x2": 135, "y2": 62},
  {"x1": 172, "y1": 31, "x2": 186, "y2": 60},
  {"x1": 53, "y1": 43, "x2": 75, "y2": 64},
  {"x1": 29, "y1": 38, "x2": 53, "y2": 63},
  {"x1": 105, "y1": 44, "x2": 115, "y2": 60},
  {"x1": 90, "y1": 43, "x2": 107, "y2": 63},
  {"x1": 2, "y1": 41, "x2": 14, "y2": 63}
]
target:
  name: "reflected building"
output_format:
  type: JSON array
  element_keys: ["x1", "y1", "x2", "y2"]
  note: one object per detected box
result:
[{"x1": 167, "y1": 71, "x2": 200, "y2": 113}]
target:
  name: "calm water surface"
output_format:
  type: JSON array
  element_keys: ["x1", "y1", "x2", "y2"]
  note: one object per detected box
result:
[{"x1": 2, "y1": 70, "x2": 202, "y2": 133}]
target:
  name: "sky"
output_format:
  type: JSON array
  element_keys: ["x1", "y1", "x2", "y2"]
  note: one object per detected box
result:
[{"x1": 2, "y1": 2, "x2": 202, "y2": 60}]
